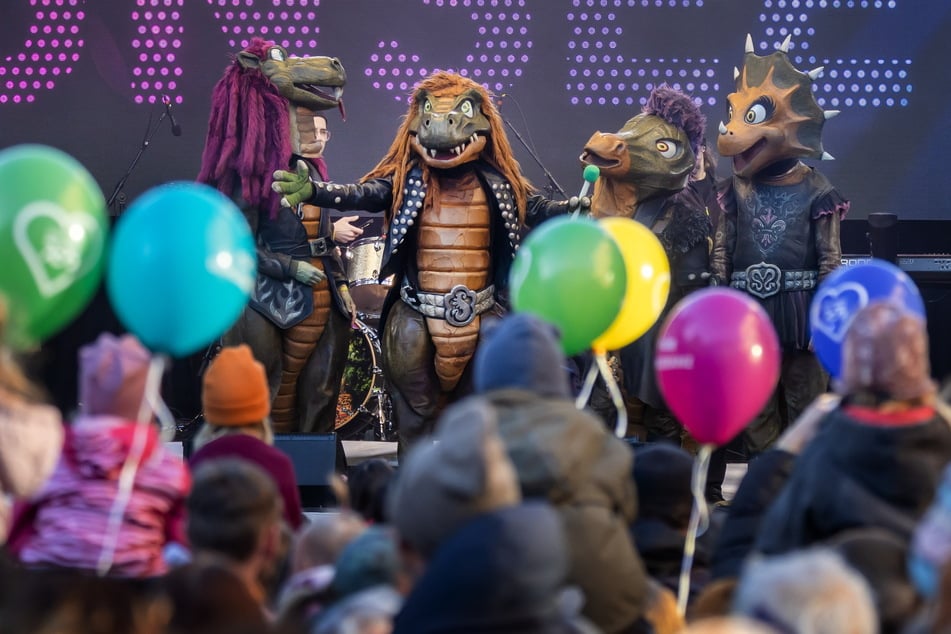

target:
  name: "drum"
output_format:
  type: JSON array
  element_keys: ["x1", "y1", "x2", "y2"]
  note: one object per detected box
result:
[
  {"x1": 342, "y1": 236, "x2": 394, "y2": 328},
  {"x1": 335, "y1": 319, "x2": 391, "y2": 440}
]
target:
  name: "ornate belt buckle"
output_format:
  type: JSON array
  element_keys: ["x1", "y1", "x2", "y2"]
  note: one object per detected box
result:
[
  {"x1": 309, "y1": 237, "x2": 331, "y2": 257},
  {"x1": 444, "y1": 284, "x2": 478, "y2": 327},
  {"x1": 744, "y1": 262, "x2": 782, "y2": 299}
]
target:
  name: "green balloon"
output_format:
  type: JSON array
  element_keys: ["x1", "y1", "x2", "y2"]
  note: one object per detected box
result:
[
  {"x1": 0, "y1": 145, "x2": 107, "y2": 349},
  {"x1": 510, "y1": 216, "x2": 626, "y2": 355}
]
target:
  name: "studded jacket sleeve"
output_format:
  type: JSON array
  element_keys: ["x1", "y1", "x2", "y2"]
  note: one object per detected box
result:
[{"x1": 308, "y1": 177, "x2": 394, "y2": 213}]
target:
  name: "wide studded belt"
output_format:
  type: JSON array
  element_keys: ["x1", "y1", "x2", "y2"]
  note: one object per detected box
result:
[
  {"x1": 730, "y1": 262, "x2": 818, "y2": 299},
  {"x1": 400, "y1": 281, "x2": 496, "y2": 327}
]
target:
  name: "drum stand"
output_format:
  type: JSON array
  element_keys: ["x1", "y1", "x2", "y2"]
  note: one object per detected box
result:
[{"x1": 369, "y1": 365, "x2": 396, "y2": 441}]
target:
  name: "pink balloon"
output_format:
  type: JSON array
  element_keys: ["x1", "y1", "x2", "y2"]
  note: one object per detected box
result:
[{"x1": 655, "y1": 288, "x2": 781, "y2": 446}]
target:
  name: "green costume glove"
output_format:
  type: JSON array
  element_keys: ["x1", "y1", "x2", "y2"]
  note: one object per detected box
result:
[
  {"x1": 271, "y1": 159, "x2": 314, "y2": 208},
  {"x1": 290, "y1": 260, "x2": 326, "y2": 285}
]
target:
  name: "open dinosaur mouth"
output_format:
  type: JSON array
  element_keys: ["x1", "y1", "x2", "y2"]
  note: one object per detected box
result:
[
  {"x1": 419, "y1": 133, "x2": 481, "y2": 161},
  {"x1": 299, "y1": 84, "x2": 343, "y2": 103},
  {"x1": 733, "y1": 137, "x2": 767, "y2": 173},
  {"x1": 579, "y1": 150, "x2": 621, "y2": 169}
]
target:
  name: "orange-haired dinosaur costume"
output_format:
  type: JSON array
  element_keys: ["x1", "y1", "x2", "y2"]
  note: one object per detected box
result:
[
  {"x1": 198, "y1": 39, "x2": 354, "y2": 433},
  {"x1": 274, "y1": 71, "x2": 581, "y2": 448}
]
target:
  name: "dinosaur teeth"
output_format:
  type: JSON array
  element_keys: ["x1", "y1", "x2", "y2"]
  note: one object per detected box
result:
[{"x1": 429, "y1": 148, "x2": 437, "y2": 158}]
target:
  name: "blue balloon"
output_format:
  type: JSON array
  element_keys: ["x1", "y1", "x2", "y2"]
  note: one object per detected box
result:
[
  {"x1": 107, "y1": 182, "x2": 256, "y2": 357},
  {"x1": 809, "y1": 259, "x2": 926, "y2": 379}
]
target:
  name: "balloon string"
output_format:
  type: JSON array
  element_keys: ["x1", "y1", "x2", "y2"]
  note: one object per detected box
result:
[
  {"x1": 146, "y1": 355, "x2": 176, "y2": 442},
  {"x1": 593, "y1": 351, "x2": 627, "y2": 439},
  {"x1": 677, "y1": 443, "x2": 713, "y2": 616},
  {"x1": 96, "y1": 354, "x2": 166, "y2": 577},
  {"x1": 574, "y1": 361, "x2": 599, "y2": 410}
]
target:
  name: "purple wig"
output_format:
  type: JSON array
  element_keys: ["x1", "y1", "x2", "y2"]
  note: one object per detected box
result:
[
  {"x1": 642, "y1": 85, "x2": 707, "y2": 157},
  {"x1": 197, "y1": 38, "x2": 289, "y2": 219}
]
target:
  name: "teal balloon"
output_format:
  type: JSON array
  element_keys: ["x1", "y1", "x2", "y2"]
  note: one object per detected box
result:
[
  {"x1": 0, "y1": 144, "x2": 107, "y2": 349},
  {"x1": 107, "y1": 182, "x2": 256, "y2": 357},
  {"x1": 509, "y1": 216, "x2": 626, "y2": 355}
]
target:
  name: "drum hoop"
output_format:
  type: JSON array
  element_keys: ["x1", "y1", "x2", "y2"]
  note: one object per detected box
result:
[
  {"x1": 349, "y1": 277, "x2": 382, "y2": 288},
  {"x1": 336, "y1": 319, "x2": 382, "y2": 428}
]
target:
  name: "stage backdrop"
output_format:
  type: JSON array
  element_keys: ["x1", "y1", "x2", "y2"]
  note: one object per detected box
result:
[{"x1": 2, "y1": 0, "x2": 951, "y2": 222}]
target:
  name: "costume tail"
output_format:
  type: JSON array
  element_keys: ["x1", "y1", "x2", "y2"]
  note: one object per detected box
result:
[
  {"x1": 272, "y1": 278, "x2": 332, "y2": 432},
  {"x1": 427, "y1": 317, "x2": 480, "y2": 392}
]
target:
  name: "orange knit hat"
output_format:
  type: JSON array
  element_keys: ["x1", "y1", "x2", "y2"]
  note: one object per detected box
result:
[{"x1": 202, "y1": 344, "x2": 270, "y2": 426}]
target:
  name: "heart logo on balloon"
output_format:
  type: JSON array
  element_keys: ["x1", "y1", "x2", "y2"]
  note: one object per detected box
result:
[
  {"x1": 13, "y1": 201, "x2": 103, "y2": 298},
  {"x1": 810, "y1": 282, "x2": 870, "y2": 343}
]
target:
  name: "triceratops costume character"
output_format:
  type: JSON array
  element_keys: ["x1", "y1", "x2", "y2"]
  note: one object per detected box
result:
[
  {"x1": 273, "y1": 71, "x2": 579, "y2": 447},
  {"x1": 580, "y1": 85, "x2": 713, "y2": 444},
  {"x1": 712, "y1": 35, "x2": 849, "y2": 452},
  {"x1": 198, "y1": 38, "x2": 355, "y2": 434}
]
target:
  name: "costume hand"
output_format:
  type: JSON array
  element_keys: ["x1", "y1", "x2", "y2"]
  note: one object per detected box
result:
[
  {"x1": 567, "y1": 195, "x2": 591, "y2": 214},
  {"x1": 292, "y1": 260, "x2": 326, "y2": 285},
  {"x1": 339, "y1": 284, "x2": 358, "y2": 327},
  {"x1": 776, "y1": 392, "x2": 840, "y2": 455},
  {"x1": 333, "y1": 216, "x2": 365, "y2": 244},
  {"x1": 271, "y1": 159, "x2": 315, "y2": 208}
]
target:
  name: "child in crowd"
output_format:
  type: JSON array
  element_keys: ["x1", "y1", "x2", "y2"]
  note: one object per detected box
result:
[
  {"x1": 7, "y1": 333, "x2": 190, "y2": 577},
  {"x1": 191, "y1": 344, "x2": 304, "y2": 531}
]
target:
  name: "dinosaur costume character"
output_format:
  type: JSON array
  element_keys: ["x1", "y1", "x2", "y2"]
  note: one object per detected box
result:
[
  {"x1": 273, "y1": 71, "x2": 579, "y2": 447},
  {"x1": 197, "y1": 39, "x2": 355, "y2": 434},
  {"x1": 580, "y1": 85, "x2": 712, "y2": 443},
  {"x1": 712, "y1": 35, "x2": 849, "y2": 453}
]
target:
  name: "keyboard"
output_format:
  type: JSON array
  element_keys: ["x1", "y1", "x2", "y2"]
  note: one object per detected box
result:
[{"x1": 840, "y1": 255, "x2": 951, "y2": 280}]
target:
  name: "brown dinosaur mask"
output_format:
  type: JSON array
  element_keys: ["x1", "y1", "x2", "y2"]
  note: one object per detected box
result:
[
  {"x1": 408, "y1": 86, "x2": 490, "y2": 169},
  {"x1": 718, "y1": 36, "x2": 836, "y2": 178},
  {"x1": 237, "y1": 43, "x2": 346, "y2": 114},
  {"x1": 581, "y1": 112, "x2": 695, "y2": 201}
]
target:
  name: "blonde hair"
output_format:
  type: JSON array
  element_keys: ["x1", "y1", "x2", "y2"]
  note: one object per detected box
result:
[
  {"x1": 192, "y1": 417, "x2": 275, "y2": 451},
  {"x1": 0, "y1": 298, "x2": 45, "y2": 403}
]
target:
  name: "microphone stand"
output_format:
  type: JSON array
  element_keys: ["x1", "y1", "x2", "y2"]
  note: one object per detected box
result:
[
  {"x1": 106, "y1": 107, "x2": 173, "y2": 216},
  {"x1": 499, "y1": 112, "x2": 567, "y2": 199}
]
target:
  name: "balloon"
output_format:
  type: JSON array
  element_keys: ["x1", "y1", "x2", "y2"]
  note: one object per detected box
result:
[
  {"x1": 592, "y1": 217, "x2": 670, "y2": 352},
  {"x1": 809, "y1": 259, "x2": 925, "y2": 379},
  {"x1": 656, "y1": 288, "x2": 780, "y2": 446},
  {"x1": 107, "y1": 182, "x2": 256, "y2": 357},
  {"x1": 0, "y1": 144, "x2": 107, "y2": 349},
  {"x1": 510, "y1": 216, "x2": 626, "y2": 355}
]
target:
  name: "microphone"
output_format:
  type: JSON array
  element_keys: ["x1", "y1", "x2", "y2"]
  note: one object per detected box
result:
[
  {"x1": 162, "y1": 95, "x2": 182, "y2": 137},
  {"x1": 571, "y1": 165, "x2": 600, "y2": 218}
]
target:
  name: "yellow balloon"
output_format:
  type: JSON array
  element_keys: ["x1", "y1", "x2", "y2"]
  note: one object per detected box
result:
[{"x1": 591, "y1": 217, "x2": 670, "y2": 352}]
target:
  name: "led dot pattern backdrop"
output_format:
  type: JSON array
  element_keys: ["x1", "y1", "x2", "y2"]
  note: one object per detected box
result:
[{"x1": 2, "y1": 0, "x2": 950, "y2": 221}]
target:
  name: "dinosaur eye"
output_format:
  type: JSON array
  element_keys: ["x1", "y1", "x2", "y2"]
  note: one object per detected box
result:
[
  {"x1": 744, "y1": 98, "x2": 775, "y2": 125},
  {"x1": 423, "y1": 99, "x2": 433, "y2": 113},
  {"x1": 268, "y1": 47, "x2": 286, "y2": 62},
  {"x1": 459, "y1": 99, "x2": 474, "y2": 117},
  {"x1": 655, "y1": 139, "x2": 680, "y2": 159}
]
